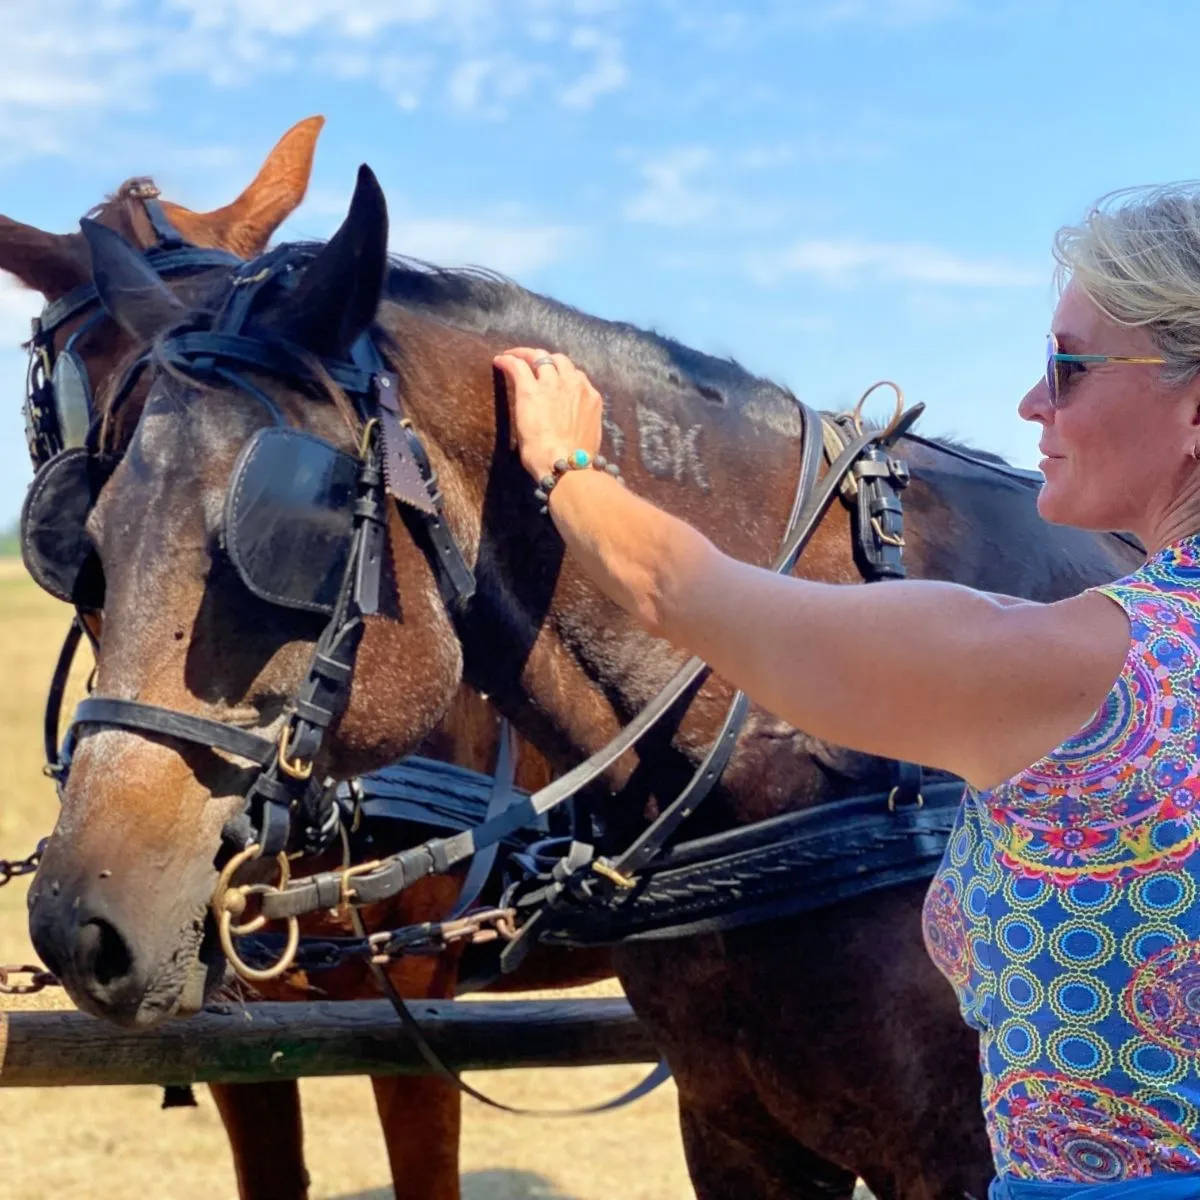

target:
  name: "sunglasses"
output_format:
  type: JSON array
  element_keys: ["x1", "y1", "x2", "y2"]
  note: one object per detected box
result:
[{"x1": 1045, "y1": 332, "x2": 1166, "y2": 409}]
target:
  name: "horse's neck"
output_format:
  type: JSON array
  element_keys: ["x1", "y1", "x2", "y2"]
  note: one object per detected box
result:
[{"x1": 386, "y1": 296, "x2": 1139, "y2": 824}]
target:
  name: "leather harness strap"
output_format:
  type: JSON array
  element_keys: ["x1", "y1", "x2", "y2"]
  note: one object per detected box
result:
[{"x1": 260, "y1": 400, "x2": 929, "y2": 923}]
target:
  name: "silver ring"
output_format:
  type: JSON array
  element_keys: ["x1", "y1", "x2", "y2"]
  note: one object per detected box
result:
[{"x1": 531, "y1": 355, "x2": 557, "y2": 372}]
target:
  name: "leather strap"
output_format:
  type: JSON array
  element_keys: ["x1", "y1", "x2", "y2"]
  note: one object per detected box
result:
[
  {"x1": 261, "y1": 404, "x2": 919, "y2": 922},
  {"x1": 71, "y1": 698, "x2": 276, "y2": 765},
  {"x1": 37, "y1": 248, "x2": 240, "y2": 334},
  {"x1": 448, "y1": 719, "x2": 520, "y2": 919}
]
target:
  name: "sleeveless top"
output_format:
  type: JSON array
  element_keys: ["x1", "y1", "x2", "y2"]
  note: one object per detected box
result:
[{"x1": 923, "y1": 536, "x2": 1200, "y2": 1185}]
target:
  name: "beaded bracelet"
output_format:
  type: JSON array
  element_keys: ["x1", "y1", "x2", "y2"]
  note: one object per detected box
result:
[{"x1": 534, "y1": 449, "x2": 624, "y2": 513}]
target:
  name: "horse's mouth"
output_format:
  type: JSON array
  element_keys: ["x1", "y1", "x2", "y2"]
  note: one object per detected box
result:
[{"x1": 177, "y1": 911, "x2": 224, "y2": 1016}]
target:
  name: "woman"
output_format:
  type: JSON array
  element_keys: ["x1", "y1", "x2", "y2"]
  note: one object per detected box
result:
[{"x1": 494, "y1": 184, "x2": 1200, "y2": 1200}]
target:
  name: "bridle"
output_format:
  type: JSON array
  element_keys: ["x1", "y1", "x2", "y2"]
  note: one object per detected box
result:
[
  {"x1": 34, "y1": 237, "x2": 476, "y2": 861},
  {"x1": 24, "y1": 186, "x2": 242, "y2": 470}
]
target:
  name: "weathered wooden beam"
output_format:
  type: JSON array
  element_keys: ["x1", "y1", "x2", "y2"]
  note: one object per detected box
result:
[{"x1": 0, "y1": 998, "x2": 658, "y2": 1088}]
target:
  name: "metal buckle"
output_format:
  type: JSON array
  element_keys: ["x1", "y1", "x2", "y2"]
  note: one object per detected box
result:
[
  {"x1": 887, "y1": 787, "x2": 924, "y2": 813},
  {"x1": 277, "y1": 723, "x2": 313, "y2": 780}
]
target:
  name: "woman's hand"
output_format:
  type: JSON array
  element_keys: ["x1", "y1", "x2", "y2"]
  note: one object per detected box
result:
[{"x1": 493, "y1": 347, "x2": 604, "y2": 482}]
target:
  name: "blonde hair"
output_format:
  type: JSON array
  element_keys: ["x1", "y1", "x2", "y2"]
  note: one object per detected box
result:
[{"x1": 1054, "y1": 183, "x2": 1200, "y2": 386}]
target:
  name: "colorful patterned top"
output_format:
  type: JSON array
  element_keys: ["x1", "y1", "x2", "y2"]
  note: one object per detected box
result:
[{"x1": 923, "y1": 536, "x2": 1200, "y2": 1185}]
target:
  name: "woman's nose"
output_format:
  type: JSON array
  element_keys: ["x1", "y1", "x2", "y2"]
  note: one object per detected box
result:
[{"x1": 1018, "y1": 376, "x2": 1053, "y2": 424}]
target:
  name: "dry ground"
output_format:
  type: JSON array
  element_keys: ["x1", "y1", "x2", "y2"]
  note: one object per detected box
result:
[{"x1": 0, "y1": 564, "x2": 695, "y2": 1200}]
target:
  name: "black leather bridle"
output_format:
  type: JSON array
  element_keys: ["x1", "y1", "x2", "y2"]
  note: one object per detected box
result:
[
  {"x1": 40, "y1": 240, "x2": 476, "y2": 858},
  {"x1": 24, "y1": 188, "x2": 241, "y2": 470}
]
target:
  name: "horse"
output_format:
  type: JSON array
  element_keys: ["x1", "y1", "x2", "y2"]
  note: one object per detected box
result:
[
  {"x1": 0, "y1": 126, "x2": 611, "y2": 1200},
  {"x1": 19, "y1": 162, "x2": 1142, "y2": 1200}
]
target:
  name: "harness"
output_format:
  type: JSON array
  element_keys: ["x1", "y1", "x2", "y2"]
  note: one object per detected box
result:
[
  {"x1": 19, "y1": 220, "x2": 976, "y2": 1116},
  {"x1": 22, "y1": 226, "x2": 956, "y2": 967}
]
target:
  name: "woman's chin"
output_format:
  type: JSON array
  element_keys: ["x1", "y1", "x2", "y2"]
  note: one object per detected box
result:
[{"x1": 1035, "y1": 482, "x2": 1073, "y2": 526}]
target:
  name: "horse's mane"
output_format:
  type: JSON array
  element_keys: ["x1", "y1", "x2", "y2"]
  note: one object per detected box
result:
[
  {"x1": 382, "y1": 254, "x2": 802, "y2": 420},
  {"x1": 381, "y1": 255, "x2": 1034, "y2": 476},
  {"x1": 83, "y1": 225, "x2": 1023, "y2": 486}
]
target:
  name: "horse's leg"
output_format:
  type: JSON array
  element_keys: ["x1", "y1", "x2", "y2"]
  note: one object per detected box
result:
[
  {"x1": 371, "y1": 1074, "x2": 462, "y2": 1200},
  {"x1": 209, "y1": 1081, "x2": 310, "y2": 1200},
  {"x1": 616, "y1": 882, "x2": 992, "y2": 1200},
  {"x1": 678, "y1": 1091, "x2": 859, "y2": 1200},
  {"x1": 365, "y1": 879, "x2": 466, "y2": 1200}
]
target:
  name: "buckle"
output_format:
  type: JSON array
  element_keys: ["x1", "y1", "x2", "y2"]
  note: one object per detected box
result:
[{"x1": 277, "y1": 722, "x2": 313, "y2": 780}]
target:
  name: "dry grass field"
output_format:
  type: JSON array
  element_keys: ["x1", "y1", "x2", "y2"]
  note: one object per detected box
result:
[{"x1": 0, "y1": 564, "x2": 696, "y2": 1200}]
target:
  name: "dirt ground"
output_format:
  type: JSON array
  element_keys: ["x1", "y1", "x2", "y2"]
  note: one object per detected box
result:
[{"x1": 0, "y1": 564, "x2": 697, "y2": 1200}]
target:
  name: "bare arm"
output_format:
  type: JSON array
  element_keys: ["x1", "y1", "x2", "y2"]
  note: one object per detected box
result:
[{"x1": 494, "y1": 349, "x2": 1131, "y2": 790}]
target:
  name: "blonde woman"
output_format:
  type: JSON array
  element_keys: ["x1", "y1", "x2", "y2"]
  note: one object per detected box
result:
[{"x1": 495, "y1": 185, "x2": 1200, "y2": 1199}]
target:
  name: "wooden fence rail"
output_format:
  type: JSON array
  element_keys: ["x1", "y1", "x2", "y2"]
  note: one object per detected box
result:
[{"x1": 0, "y1": 998, "x2": 658, "y2": 1088}]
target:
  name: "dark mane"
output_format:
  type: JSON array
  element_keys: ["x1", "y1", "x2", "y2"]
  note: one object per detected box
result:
[
  {"x1": 921, "y1": 432, "x2": 1011, "y2": 466},
  {"x1": 382, "y1": 254, "x2": 806, "y2": 436}
]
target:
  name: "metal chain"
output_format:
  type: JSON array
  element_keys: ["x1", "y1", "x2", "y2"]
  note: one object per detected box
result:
[
  {"x1": 0, "y1": 838, "x2": 47, "y2": 888},
  {"x1": 232, "y1": 906, "x2": 517, "y2": 979},
  {"x1": 0, "y1": 964, "x2": 59, "y2": 995},
  {"x1": 0, "y1": 839, "x2": 59, "y2": 994}
]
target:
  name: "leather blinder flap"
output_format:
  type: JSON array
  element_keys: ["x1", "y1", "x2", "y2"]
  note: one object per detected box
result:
[
  {"x1": 223, "y1": 427, "x2": 358, "y2": 615},
  {"x1": 20, "y1": 448, "x2": 105, "y2": 609}
]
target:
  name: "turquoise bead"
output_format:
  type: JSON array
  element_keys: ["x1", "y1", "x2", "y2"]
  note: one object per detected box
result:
[{"x1": 570, "y1": 449, "x2": 591, "y2": 469}]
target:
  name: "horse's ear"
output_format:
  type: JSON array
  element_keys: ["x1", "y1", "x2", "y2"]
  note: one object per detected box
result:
[
  {"x1": 80, "y1": 219, "x2": 187, "y2": 342},
  {"x1": 269, "y1": 164, "x2": 388, "y2": 358},
  {"x1": 0, "y1": 217, "x2": 89, "y2": 300},
  {"x1": 162, "y1": 116, "x2": 326, "y2": 257}
]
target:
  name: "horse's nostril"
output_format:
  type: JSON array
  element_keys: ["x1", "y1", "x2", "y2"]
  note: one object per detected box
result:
[{"x1": 77, "y1": 918, "x2": 134, "y2": 989}]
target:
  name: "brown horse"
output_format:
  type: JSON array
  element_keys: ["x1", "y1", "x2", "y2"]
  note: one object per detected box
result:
[
  {"x1": 21, "y1": 163, "x2": 1142, "y2": 1200},
  {"x1": 1, "y1": 127, "x2": 610, "y2": 1200}
]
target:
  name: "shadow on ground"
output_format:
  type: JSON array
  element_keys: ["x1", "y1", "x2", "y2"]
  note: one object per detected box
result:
[{"x1": 332, "y1": 1170, "x2": 581, "y2": 1200}]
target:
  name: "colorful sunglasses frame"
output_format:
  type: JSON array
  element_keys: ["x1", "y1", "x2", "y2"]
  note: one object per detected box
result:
[{"x1": 1046, "y1": 332, "x2": 1165, "y2": 408}]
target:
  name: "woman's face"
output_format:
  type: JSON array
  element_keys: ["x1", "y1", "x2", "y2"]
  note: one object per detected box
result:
[{"x1": 1019, "y1": 280, "x2": 1200, "y2": 536}]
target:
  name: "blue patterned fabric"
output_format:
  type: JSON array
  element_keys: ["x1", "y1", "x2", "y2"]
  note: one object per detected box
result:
[
  {"x1": 990, "y1": 1174, "x2": 1200, "y2": 1199},
  {"x1": 924, "y1": 537, "x2": 1200, "y2": 1185}
]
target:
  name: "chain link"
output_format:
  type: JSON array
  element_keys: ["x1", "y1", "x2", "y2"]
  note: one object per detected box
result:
[
  {"x1": 0, "y1": 964, "x2": 58, "y2": 995},
  {"x1": 0, "y1": 838, "x2": 47, "y2": 888},
  {"x1": 0, "y1": 839, "x2": 58, "y2": 994},
  {"x1": 233, "y1": 906, "x2": 517, "y2": 979}
]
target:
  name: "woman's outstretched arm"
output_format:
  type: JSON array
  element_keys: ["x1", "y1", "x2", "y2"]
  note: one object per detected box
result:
[{"x1": 494, "y1": 348, "x2": 1131, "y2": 790}]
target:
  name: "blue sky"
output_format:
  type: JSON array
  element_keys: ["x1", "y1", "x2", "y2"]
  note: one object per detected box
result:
[{"x1": 0, "y1": 0, "x2": 1196, "y2": 524}]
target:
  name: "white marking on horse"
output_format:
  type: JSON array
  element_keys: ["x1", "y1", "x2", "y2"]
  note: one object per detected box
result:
[
  {"x1": 602, "y1": 414, "x2": 626, "y2": 462},
  {"x1": 636, "y1": 403, "x2": 710, "y2": 491}
]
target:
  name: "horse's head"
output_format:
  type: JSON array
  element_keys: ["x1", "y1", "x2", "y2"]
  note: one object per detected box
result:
[{"x1": 26, "y1": 167, "x2": 469, "y2": 1025}]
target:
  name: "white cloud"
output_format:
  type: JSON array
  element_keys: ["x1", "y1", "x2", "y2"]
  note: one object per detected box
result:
[
  {"x1": 559, "y1": 27, "x2": 628, "y2": 109},
  {"x1": 0, "y1": 0, "x2": 631, "y2": 165},
  {"x1": 746, "y1": 238, "x2": 1042, "y2": 288},
  {"x1": 623, "y1": 147, "x2": 718, "y2": 227},
  {"x1": 390, "y1": 217, "x2": 580, "y2": 276},
  {"x1": 622, "y1": 145, "x2": 786, "y2": 231}
]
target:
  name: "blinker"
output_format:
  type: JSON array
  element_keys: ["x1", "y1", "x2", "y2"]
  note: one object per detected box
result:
[
  {"x1": 222, "y1": 427, "x2": 359, "y2": 616},
  {"x1": 20, "y1": 449, "x2": 105, "y2": 610}
]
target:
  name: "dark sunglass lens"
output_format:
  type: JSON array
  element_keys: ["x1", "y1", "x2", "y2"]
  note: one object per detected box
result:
[
  {"x1": 51, "y1": 352, "x2": 93, "y2": 450},
  {"x1": 1045, "y1": 335, "x2": 1059, "y2": 406}
]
